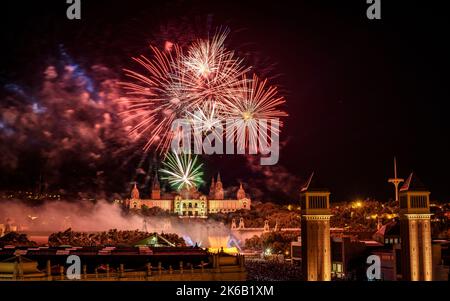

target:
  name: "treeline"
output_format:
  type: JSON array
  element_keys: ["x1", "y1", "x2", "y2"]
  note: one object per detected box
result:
[
  {"x1": 208, "y1": 201, "x2": 301, "y2": 228},
  {"x1": 244, "y1": 231, "x2": 299, "y2": 254},
  {"x1": 48, "y1": 228, "x2": 186, "y2": 247},
  {"x1": 0, "y1": 232, "x2": 36, "y2": 247}
]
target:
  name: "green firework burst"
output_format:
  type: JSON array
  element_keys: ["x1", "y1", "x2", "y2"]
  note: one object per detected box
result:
[{"x1": 159, "y1": 152, "x2": 204, "y2": 191}]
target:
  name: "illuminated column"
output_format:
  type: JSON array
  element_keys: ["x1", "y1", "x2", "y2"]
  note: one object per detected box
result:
[
  {"x1": 304, "y1": 218, "x2": 317, "y2": 280},
  {"x1": 399, "y1": 173, "x2": 433, "y2": 281},
  {"x1": 322, "y1": 218, "x2": 331, "y2": 280},
  {"x1": 408, "y1": 219, "x2": 419, "y2": 280},
  {"x1": 300, "y1": 173, "x2": 332, "y2": 281},
  {"x1": 316, "y1": 222, "x2": 322, "y2": 280},
  {"x1": 421, "y1": 219, "x2": 432, "y2": 281}
]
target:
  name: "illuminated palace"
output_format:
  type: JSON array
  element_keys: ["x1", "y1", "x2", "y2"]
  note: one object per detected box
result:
[{"x1": 125, "y1": 173, "x2": 251, "y2": 218}]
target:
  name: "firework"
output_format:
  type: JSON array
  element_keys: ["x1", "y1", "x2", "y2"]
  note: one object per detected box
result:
[
  {"x1": 183, "y1": 100, "x2": 227, "y2": 151},
  {"x1": 186, "y1": 100, "x2": 226, "y2": 134},
  {"x1": 223, "y1": 74, "x2": 287, "y2": 150},
  {"x1": 120, "y1": 30, "x2": 248, "y2": 153},
  {"x1": 119, "y1": 28, "x2": 286, "y2": 155},
  {"x1": 119, "y1": 45, "x2": 185, "y2": 152},
  {"x1": 174, "y1": 29, "x2": 250, "y2": 106},
  {"x1": 160, "y1": 151, "x2": 204, "y2": 191}
]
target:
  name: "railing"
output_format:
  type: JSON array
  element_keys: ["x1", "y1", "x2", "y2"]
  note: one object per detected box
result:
[{"x1": 2, "y1": 255, "x2": 247, "y2": 281}]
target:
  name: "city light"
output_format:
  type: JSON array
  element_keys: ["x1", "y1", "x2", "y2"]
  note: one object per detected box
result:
[{"x1": 351, "y1": 201, "x2": 363, "y2": 209}]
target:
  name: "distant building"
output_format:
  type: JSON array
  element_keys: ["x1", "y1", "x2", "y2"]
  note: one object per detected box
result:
[
  {"x1": 290, "y1": 237, "x2": 301, "y2": 263},
  {"x1": 432, "y1": 241, "x2": 450, "y2": 281},
  {"x1": 373, "y1": 220, "x2": 401, "y2": 246},
  {"x1": 125, "y1": 173, "x2": 251, "y2": 218},
  {"x1": 331, "y1": 236, "x2": 367, "y2": 279},
  {"x1": 370, "y1": 248, "x2": 398, "y2": 281}
]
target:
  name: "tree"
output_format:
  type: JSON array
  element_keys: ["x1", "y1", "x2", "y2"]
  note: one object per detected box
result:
[{"x1": 0, "y1": 232, "x2": 36, "y2": 247}]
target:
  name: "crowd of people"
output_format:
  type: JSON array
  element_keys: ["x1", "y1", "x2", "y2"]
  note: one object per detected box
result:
[
  {"x1": 245, "y1": 260, "x2": 302, "y2": 281},
  {"x1": 48, "y1": 228, "x2": 186, "y2": 247}
]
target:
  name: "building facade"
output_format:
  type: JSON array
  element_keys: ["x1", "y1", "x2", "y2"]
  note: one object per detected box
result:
[{"x1": 125, "y1": 173, "x2": 251, "y2": 218}]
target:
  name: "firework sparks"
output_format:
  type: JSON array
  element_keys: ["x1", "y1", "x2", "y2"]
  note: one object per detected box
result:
[
  {"x1": 224, "y1": 74, "x2": 287, "y2": 150},
  {"x1": 119, "y1": 28, "x2": 286, "y2": 155},
  {"x1": 119, "y1": 45, "x2": 185, "y2": 152},
  {"x1": 175, "y1": 29, "x2": 250, "y2": 105},
  {"x1": 184, "y1": 100, "x2": 226, "y2": 149},
  {"x1": 226, "y1": 74, "x2": 287, "y2": 121},
  {"x1": 160, "y1": 151, "x2": 204, "y2": 191},
  {"x1": 186, "y1": 101, "x2": 225, "y2": 133}
]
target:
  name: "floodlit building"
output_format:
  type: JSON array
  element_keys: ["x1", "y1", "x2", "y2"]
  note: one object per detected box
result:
[
  {"x1": 300, "y1": 173, "x2": 332, "y2": 281},
  {"x1": 125, "y1": 173, "x2": 251, "y2": 218},
  {"x1": 399, "y1": 172, "x2": 433, "y2": 281}
]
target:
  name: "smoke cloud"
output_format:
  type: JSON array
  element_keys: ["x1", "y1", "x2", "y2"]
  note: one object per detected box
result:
[
  {"x1": 245, "y1": 151, "x2": 303, "y2": 202},
  {"x1": 0, "y1": 50, "x2": 144, "y2": 196},
  {"x1": 0, "y1": 200, "x2": 234, "y2": 248}
]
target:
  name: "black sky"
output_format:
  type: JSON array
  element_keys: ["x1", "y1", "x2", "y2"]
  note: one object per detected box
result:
[{"x1": 1, "y1": 0, "x2": 449, "y2": 202}]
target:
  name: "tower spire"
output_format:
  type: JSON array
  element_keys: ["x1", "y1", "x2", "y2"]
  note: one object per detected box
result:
[
  {"x1": 151, "y1": 171, "x2": 161, "y2": 199},
  {"x1": 388, "y1": 157, "x2": 404, "y2": 202},
  {"x1": 237, "y1": 182, "x2": 246, "y2": 199},
  {"x1": 209, "y1": 176, "x2": 215, "y2": 198},
  {"x1": 131, "y1": 182, "x2": 140, "y2": 199},
  {"x1": 153, "y1": 170, "x2": 160, "y2": 189},
  {"x1": 215, "y1": 172, "x2": 224, "y2": 200}
]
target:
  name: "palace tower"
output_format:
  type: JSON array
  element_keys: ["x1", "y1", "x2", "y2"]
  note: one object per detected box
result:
[
  {"x1": 214, "y1": 173, "x2": 224, "y2": 200},
  {"x1": 151, "y1": 171, "x2": 161, "y2": 200}
]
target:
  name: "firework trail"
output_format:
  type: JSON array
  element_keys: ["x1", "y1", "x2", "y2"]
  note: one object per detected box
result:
[{"x1": 159, "y1": 151, "x2": 204, "y2": 191}]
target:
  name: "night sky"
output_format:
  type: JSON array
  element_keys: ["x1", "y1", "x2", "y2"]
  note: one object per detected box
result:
[{"x1": 0, "y1": 0, "x2": 449, "y2": 202}]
